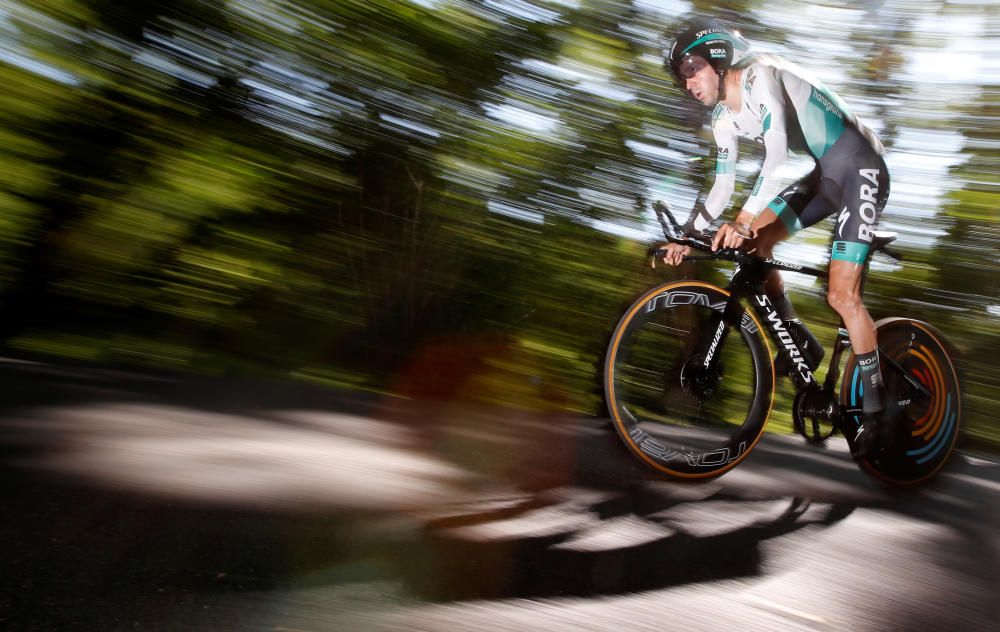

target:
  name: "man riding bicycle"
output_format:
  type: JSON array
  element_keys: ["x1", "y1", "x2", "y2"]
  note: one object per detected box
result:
[{"x1": 658, "y1": 18, "x2": 890, "y2": 458}]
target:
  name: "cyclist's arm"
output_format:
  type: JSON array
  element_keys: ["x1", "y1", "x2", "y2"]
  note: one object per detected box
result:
[
  {"x1": 740, "y1": 67, "x2": 789, "y2": 219},
  {"x1": 688, "y1": 108, "x2": 738, "y2": 232}
]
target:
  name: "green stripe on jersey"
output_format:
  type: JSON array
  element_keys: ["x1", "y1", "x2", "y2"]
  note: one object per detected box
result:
[
  {"x1": 712, "y1": 104, "x2": 725, "y2": 125},
  {"x1": 768, "y1": 196, "x2": 803, "y2": 234},
  {"x1": 803, "y1": 87, "x2": 845, "y2": 158}
]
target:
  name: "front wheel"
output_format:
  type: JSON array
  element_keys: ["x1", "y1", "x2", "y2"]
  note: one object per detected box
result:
[
  {"x1": 841, "y1": 318, "x2": 962, "y2": 485},
  {"x1": 604, "y1": 281, "x2": 775, "y2": 479}
]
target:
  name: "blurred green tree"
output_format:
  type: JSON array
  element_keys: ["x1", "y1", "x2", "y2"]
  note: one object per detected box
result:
[{"x1": 0, "y1": 0, "x2": 995, "y2": 447}]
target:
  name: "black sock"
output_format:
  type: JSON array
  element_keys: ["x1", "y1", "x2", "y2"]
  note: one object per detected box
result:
[{"x1": 856, "y1": 350, "x2": 884, "y2": 414}]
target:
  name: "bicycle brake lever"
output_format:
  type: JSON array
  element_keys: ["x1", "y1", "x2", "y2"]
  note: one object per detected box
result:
[{"x1": 648, "y1": 245, "x2": 669, "y2": 268}]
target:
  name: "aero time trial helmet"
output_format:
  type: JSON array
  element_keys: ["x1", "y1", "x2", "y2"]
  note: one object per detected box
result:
[{"x1": 666, "y1": 19, "x2": 750, "y2": 97}]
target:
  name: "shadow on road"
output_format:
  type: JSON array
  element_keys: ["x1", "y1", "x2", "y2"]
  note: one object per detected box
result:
[
  {"x1": 0, "y1": 358, "x2": 993, "y2": 630},
  {"x1": 402, "y1": 490, "x2": 856, "y2": 601}
]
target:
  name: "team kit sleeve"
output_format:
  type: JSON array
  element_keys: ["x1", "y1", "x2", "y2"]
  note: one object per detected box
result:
[
  {"x1": 690, "y1": 109, "x2": 738, "y2": 232},
  {"x1": 741, "y1": 66, "x2": 789, "y2": 218}
]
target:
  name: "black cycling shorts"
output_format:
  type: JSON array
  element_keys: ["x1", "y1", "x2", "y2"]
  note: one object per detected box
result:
[{"x1": 764, "y1": 130, "x2": 890, "y2": 264}]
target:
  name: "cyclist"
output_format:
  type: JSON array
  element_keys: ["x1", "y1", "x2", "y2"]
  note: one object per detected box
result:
[{"x1": 658, "y1": 18, "x2": 890, "y2": 458}]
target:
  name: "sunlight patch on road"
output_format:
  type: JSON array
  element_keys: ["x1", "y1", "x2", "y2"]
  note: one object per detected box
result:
[{"x1": 5, "y1": 403, "x2": 477, "y2": 512}]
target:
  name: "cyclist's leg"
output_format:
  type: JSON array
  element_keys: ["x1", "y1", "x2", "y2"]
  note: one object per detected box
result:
[
  {"x1": 828, "y1": 263, "x2": 875, "y2": 350},
  {"x1": 830, "y1": 251, "x2": 882, "y2": 454},
  {"x1": 824, "y1": 150, "x2": 891, "y2": 455},
  {"x1": 752, "y1": 171, "x2": 836, "y2": 373},
  {"x1": 752, "y1": 169, "x2": 830, "y2": 317},
  {"x1": 825, "y1": 156, "x2": 890, "y2": 361}
]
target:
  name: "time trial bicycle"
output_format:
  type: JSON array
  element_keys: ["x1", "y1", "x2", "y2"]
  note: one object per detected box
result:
[{"x1": 603, "y1": 202, "x2": 961, "y2": 485}]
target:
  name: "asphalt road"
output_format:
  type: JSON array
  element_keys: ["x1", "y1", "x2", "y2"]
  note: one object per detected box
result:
[{"x1": 0, "y1": 358, "x2": 997, "y2": 631}]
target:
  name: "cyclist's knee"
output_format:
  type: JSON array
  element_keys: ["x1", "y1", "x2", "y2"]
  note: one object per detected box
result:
[{"x1": 826, "y1": 285, "x2": 863, "y2": 316}]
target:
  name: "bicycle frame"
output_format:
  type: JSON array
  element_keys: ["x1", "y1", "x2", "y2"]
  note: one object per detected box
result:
[
  {"x1": 693, "y1": 254, "x2": 836, "y2": 390},
  {"x1": 612, "y1": 202, "x2": 960, "y2": 483},
  {"x1": 652, "y1": 201, "x2": 929, "y2": 415},
  {"x1": 691, "y1": 250, "x2": 929, "y2": 422}
]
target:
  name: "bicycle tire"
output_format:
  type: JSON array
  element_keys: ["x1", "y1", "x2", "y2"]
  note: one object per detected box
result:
[
  {"x1": 604, "y1": 281, "x2": 775, "y2": 478},
  {"x1": 840, "y1": 317, "x2": 962, "y2": 485}
]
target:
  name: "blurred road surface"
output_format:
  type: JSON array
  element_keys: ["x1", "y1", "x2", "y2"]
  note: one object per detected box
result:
[{"x1": 0, "y1": 358, "x2": 997, "y2": 631}]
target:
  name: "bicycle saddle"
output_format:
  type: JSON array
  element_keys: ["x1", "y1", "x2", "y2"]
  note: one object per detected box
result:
[{"x1": 872, "y1": 231, "x2": 897, "y2": 251}]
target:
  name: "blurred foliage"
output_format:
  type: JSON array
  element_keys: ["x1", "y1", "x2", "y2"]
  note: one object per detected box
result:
[{"x1": 0, "y1": 0, "x2": 997, "y2": 450}]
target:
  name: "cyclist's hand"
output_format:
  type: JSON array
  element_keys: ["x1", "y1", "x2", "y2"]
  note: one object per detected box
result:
[
  {"x1": 712, "y1": 220, "x2": 755, "y2": 251},
  {"x1": 658, "y1": 242, "x2": 692, "y2": 266}
]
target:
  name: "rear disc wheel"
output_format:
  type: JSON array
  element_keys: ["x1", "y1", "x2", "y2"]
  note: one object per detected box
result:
[{"x1": 841, "y1": 318, "x2": 962, "y2": 485}]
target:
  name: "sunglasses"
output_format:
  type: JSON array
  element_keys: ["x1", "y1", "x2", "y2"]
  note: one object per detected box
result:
[{"x1": 678, "y1": 56, "x2": 708, "y2": 80}]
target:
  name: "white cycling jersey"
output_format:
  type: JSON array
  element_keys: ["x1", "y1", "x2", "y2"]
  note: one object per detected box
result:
[{"x1": 693, "y1": 55, "x2": 883, "y2": 231}]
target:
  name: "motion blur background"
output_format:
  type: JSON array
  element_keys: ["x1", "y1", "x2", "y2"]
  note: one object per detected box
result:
[{"x1": 0, "y1": 0, "x2": 996, "y2": 449}]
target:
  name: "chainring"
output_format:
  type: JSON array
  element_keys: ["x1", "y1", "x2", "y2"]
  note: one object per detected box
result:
[{"x1": 793, "y1": 387, "x2": 837, "y2": 444}]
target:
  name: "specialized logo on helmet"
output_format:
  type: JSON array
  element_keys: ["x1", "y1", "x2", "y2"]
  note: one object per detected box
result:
[{"x1": 685, "y1": 28, "x2": 730, "y2": 56}]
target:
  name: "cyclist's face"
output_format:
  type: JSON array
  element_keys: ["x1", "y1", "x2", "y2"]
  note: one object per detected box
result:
[{"x1": 680, "y1": 56, "x2": 719, "y2": 106}]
